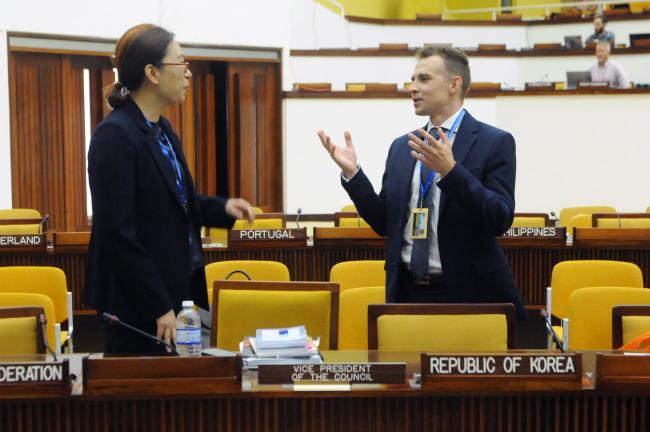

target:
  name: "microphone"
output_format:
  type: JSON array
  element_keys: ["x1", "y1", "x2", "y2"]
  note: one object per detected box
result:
[
  {"x1": 102, "y1": 313, "x2": 179, "y2": 355},
  {"x1": 295, "y1": 208, "x2": 302, "y2": 229},
  {"x1": 550, "y1": 211, "x2": 558, "y2": 227},
  {"x1": 39, "y1": 314, "x2": 58, "y2": 361},
  {"x1": 357, "y1": 212, "x2": 361, "y2": 227},
  {"x1": 539, "y1": 73, "x2": 549, "y2": 83}
]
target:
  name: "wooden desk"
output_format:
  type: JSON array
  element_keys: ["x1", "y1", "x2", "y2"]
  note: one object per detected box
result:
[
  {"x1": 1, "y1": 233, "x2": 650, "y2": 312},
  {"x1": 1, "y1": 351, "x2": 648, "y2": 431}
]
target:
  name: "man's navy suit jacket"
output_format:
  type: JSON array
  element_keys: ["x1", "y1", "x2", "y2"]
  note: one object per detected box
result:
[{"x1": 342, "y1": 111, "x2": 525, "y2": 319}]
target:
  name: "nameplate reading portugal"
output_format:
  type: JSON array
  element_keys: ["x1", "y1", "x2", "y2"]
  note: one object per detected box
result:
[
  {"x1": 0, "y1": 234, "x2": 46, "y2": 249},
  {"x1": 421, "y1": 353, "x2": 582, "y2": 391},
  {"x1": 0, "y1": 360, "x2": 70, "y2": 398},
  {"x1": 228, "y1": 228, "x2": 307, "y2": 247},
  {"x1": 258, "y1": 363, "x2": 406, "y2": 385}
]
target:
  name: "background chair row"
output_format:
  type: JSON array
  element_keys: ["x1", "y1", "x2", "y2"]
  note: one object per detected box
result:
[
  {"x1": 545, "y1": 259, "x2": 649, "y2": 350},
  {"x1": 0, "y1": 267, "x2": 72, "y2": 354}
]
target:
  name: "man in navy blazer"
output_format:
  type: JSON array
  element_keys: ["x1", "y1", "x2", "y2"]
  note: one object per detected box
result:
[{"x1": 318, "y1": 46, "x2": 525, "y2": 319}]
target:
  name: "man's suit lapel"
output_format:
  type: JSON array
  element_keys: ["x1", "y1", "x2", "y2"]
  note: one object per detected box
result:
[
  {"x1": 398, "y1": 128, "x2": 421, "y2": 225},
  {"x1": 439, "y1": 112, "x2": 479, "y2": 214},
  {"x1": 123, "y1": 99, "x2": 188, "y2": 214}
]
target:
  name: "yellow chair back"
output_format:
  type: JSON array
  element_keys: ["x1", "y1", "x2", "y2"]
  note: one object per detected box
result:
[
  {"x1": 569, "y1": 287, "x2": 650, "y2": 350},
  {"x1": 550, "y1": 260, "x2": 643, "y2": 320},
  {"x1": 0, "y1": 267, "x2": 68, "y2": 324},
  {"x1": 646, "y1": 206, "x2": 650, "y2": 213},
  {"x1": 330, "y1": 261, "x2": 385, "y2": 293},
  {"x1": 377, "y1": 315, "x2": 509, "y2": 351},
  {"x1": 511, "y1": 216, "x2": 546, "y2": 228},
  {"x1": 232, "y1": 218, "x2": 283, "y2": 230},
  {"x1": 252, "y1": 207, "x2": 264, "y2": 214},
  {"x1": 212, "y1": 281, "x2": 338, "y2": 351},
  {"x1": 559, "y1": 206, "x2": 616, "y2": 227},
  {"x1": 338, "y1": 217, "x2": 370, "y2": 228},
  {"x1": 0, "y1": 306, "x2": 45, "y2": 355},
  {"x1": 0, "y1": 293, "x2": 56, "y2": 349},
  {"x1": 369, "y1": 304, "x2": 515, "y2": 351},
  {"x1": 597, "y1": 218, "x2": 650, "y2": 228},
  {"x1": 340, "y1": 204, "x2": 357, "y2": 212},
  {"x1": 622, "y1": 316, "x2": 650, "y2": 345},
  {"x1": 338, "y1": 286, "x2": 385, "y2": 350},
  {"x1": 0, "y1": 208, "x2": 42, "y2": 234},
  {"x1": 566, "y1": 214, "x2": 592, "y2": 232},
  {"x1": 205, "y1": 260, "x2": 290, "y2": 305}
]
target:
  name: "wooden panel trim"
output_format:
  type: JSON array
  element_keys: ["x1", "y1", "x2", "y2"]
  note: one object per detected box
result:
[
  {"x1": 345, "y1": 12, "x2": 650, "y2": 26},
  {"x1": 367, "y1": 303, "x2": 517, "y2": 350},
  {"x1": 211, "y1": 280, "x2": 340, "y2": 349},
  {"x1": 8, "y1": 32, "x2": 282, "y2": 62},
  {"x1": 291, "y1": 46, "x2": 650, "y2": 58},
  {"x1": 284, "y1": 88, "x2": 650, "y2": 99}
]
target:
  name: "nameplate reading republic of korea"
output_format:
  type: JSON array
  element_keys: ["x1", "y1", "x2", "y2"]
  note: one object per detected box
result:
[
  {"x1": 0, "y1": 360, "x2": 70, "y2": 398},
  {"x1": 257, "y1": 363, "x2": 406, "y2": 385},
  {"x1": 228, "y1": 228, "x2": 307, "y2": 245},
  {"x1": 421, "y1": 353, "x2": 582, "y2": 390},
  {"x1": 0, "y1": 234, "x2": 46, "y2": 249}
]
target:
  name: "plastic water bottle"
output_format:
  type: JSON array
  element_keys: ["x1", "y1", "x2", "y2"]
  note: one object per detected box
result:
[{"x1": 176, "y1": 300, "x2": 201, "y2": 357}]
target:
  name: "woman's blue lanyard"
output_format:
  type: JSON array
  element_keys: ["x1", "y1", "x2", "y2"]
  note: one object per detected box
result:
[
  {"x1": 418, "y1": 108, "x2": 466, "y2": 205},
  {"x1": 145, "y1": 120, "x2": 188, "y2": 208}
]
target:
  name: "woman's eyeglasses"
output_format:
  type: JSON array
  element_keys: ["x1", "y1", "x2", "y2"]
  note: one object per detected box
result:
[{"x1": 159, "y1": 62, "x2": 190, "y2": 72}]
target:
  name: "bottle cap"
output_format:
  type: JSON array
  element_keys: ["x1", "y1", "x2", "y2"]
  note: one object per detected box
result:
[{"x1": 182, "y1": 300, "x2": 194, "y2": 308}]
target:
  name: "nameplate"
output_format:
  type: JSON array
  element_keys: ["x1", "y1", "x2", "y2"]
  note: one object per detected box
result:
[
  {"x1": 421, "y1": 353, "x2": 582, "y2": 391},
  {"x1": 0, "y1": 360, "x2": 70, "y2": 399},
  {"x1": 502, "y1": 227, "x2": 563, "y2": 238},
  {"x1": 525, "y1": 82, "x2": 555, "y2": 90},
  {"x1": 258, "y1": 363, "x2": 406, "y2": 385},
  {"x1": 228, "y1": 228, "x2": 307, "y2": 247},
  {"x1": 578, "y1": 81, "x2": 609, "y2": 88},
  {"x1": 0, "y1": 234, "x2": 46, "y2": 249}
]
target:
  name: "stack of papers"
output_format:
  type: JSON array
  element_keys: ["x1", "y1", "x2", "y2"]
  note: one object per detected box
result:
[
  {"x1": 240, "y1": 325, "x2": 322, "y2": 369},
  {"x1": 256, "y1": 325, "x2": 308, "y2": 350}
]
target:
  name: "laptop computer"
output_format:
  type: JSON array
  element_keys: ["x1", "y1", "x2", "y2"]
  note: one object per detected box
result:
[
  {"x1": 564, "y1": 35, "x2": 583, "y2": 49},
  {"x1": 630, "y1": 33, "x2": 650, "y2": 48},
  {"x1": 566, "y1": 71, "x2": 592, "y2": 89}
]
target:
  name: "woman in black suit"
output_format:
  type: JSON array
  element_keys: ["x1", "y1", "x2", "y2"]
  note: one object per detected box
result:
[{"x1": 84, "y1": 24, "x2": 254, "y2": 353}]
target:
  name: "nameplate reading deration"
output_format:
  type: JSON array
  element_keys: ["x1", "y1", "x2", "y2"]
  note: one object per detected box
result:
[
  {"x1": 0, "y1": 361, "x2": 70, "y2": 398},
  {"x1": 421, "y1": 353, "x2": 582, "y2": 391},
  {"x1": 0, "y1": 234, "x2": 46, "y2": 249},
  {"x1": 258, "y1": 363, "x2": 406, "y2": 385},
  {"x1": 228, "y1": 229, "x2": 307, "y2": 246}
]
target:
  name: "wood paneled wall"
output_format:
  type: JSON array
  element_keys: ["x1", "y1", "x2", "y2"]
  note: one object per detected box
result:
[
  {"x1": 1, "y1": 394, "x2": 649, "y2": 431},
  {"x1": 8, "y1": 51, "x2": 284, "y2": 231},
  {"x1": 9, "y1": 53, "x2": 89, "y2": 232},
  {"x1": 228, "y1": 62, "x2": 283, "y2": 212}
]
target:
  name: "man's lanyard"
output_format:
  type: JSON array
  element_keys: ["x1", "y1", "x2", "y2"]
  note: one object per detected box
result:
[
  {"x1": 418, "y1": 108, "x2": 466, "y2": 205},
  {"x1": 146, "y1": 120, "x2": 188, "y2": 209}
]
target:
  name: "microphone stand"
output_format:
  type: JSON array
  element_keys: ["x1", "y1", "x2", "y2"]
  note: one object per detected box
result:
[
  {"x1": 39, "y1": 314, "x2": 58, "y2": 361},
  {"x1": 102, "y1": 313, "x2": 179, "y2": 355}
]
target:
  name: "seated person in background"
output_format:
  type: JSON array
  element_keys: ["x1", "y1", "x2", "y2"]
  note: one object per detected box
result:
[
  {"x1": 589, "y1": 40, "x2": 630, "y2": 88},
  {"x1": 585, "y1": 15, "x2": 615, "y2": 44}
]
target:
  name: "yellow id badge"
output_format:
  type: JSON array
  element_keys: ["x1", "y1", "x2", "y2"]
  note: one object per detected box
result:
[{"x1": 410, "y1": 208, "x2": 429, "y2": 239}]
